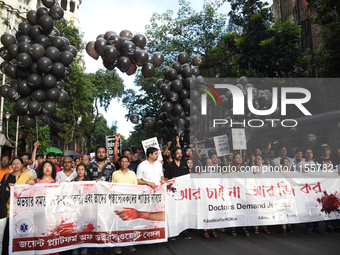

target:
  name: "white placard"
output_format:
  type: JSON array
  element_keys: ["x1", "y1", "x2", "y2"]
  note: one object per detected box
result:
[
  {"x1": 231, "y1": 128, "x2": 247, "y2": 150},
  {"x1": 213, "y1": 135, "x2": 230, "y2": 156},
  {"x1": 142, "y1": 137, "x2": 163, "y2": 161}
]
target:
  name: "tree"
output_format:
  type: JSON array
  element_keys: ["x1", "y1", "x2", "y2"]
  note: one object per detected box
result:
[{"x1": 91, "y1": 115, "x2": 118, "y2": 151}]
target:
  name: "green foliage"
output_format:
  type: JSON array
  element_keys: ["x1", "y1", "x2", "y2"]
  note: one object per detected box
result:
[
  {"x1": 25, "y1": 120, "x2": 51, "y2": 153},
  {"x1": 91, "y1": 115, "x2": 117, "y2": 151}
]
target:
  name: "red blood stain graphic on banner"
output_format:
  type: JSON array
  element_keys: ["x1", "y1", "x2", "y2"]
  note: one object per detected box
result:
[
  {"x1": 81, "y1": 222, "x2": 95, "y2": 232},
  {"x1": 166, "y1": 180, "x2": 176, "y2": 193},
  {"x1": 42, "y1": 218, "x2": 76, "y2": 236},
  {"x1": 317, "y1": 191, "x2": 340, "y2": 215}
]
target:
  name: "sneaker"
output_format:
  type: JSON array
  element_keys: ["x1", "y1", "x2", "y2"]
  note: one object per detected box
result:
[
  {"x1": 325, "y1": 226, "x2": 333, "y2": 233},
  {"x1": 182, "y1": 232, "x2": 191, "y2": 240},
  {"x1": 313, "y1": 228, "x2": 324, "y2": 235},
  {"x1": 104, "y1": 248, "x2": 111, "y2": 253},
  {"x1": 170, "y1": 237, "x2": 176, "y2": 241},
  {"x1": 114, "y1": 247, "x2": 121, "y2": 254},
  {"x1": 219, "y1": 228, "x2": 225, "y2": 232},
  {"x1": 305, "y1": 228, "x2": 312, "y2": 234},
  {"x1": 126, "y1": 246, "x2": 136, "y2": 252}
]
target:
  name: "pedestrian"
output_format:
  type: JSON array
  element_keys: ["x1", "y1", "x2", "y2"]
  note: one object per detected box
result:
[
  {"x1": 20, "y1": 152, "x2": 37, "y2": 179},
  {"x1": 56, "y1": 157, "x2": 78, "y2": 182},
  {"x1": 0, "y1": 155, "x2": 12, "y2": 181}
]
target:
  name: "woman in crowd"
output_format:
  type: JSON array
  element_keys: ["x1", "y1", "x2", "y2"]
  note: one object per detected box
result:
[
  {"x1": 73, "y1": 163, "x2": 89, "y2": 182},
  {"x1": 27, "y1": 161, "x2": 57, "y2": 185},
  {"x1": 1, "y1": 157, "x2": 32, "y2": 255},
  {"x1": 186, "y1": 159, "x2": 193, "y2": 173}
]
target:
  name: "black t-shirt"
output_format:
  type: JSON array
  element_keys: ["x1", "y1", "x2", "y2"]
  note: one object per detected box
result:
[
  {"x1": 164, "y1": 160, "x2": 189, "y2": 179},
  {"x1": 315, "y1": 156, "x2": 339, "y2": 170},
  {"x1": 0, "y1": 173, "x2": 18, "y2": 218},
  {"x1": 86, "y1": 161, "x2": 116, "y2": 181}
]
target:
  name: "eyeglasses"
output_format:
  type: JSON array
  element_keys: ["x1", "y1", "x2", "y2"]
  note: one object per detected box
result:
[
  {"x1": 43, "y1": 166, "x2": 52, "y2": 169},
  {"x1": 21, "y1": 157, "x2": 29, "y2": 160},
  {"x1": 12, "y1": 162, "x2": 22, "y2": 165},
  {"x1": 64, "y1": 161, "x2": 72, "y2": 163},
  {"x1": 120, "y1": 161, "x2": 129, "y2": 163},
  {"x1": 1, "y1": 159, "x2": 8, "y2": 162}
]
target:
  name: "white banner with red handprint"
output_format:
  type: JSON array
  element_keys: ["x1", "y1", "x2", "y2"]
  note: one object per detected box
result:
[
  {"x1": 9, "y1": 182, "x2": 166, "y2": 255},
  {"x1": 166, "y1": 173, "x2": 340, "y2": 237}
]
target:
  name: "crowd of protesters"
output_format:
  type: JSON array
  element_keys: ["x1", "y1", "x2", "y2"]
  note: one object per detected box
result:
[{"x1": 0, "y1": 135, "x2": 339, "y2": 254}]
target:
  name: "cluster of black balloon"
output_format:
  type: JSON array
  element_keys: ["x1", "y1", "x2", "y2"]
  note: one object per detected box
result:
[
  {"x1": 0, "y1": 0, "x2": 76, "y2": 127},
  {"x1": 154, "y1": 52, "x2": 203, "y2": 135},
  {"x1": 86, "y1": 30, "x2": 164, "y2": 78}
]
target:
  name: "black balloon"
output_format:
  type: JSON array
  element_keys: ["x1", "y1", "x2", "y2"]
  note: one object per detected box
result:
[
  {"x1": 141, "y1": 63, "x2": 155, "y2": 78},
  {"x1": 0, "y1": 84, "x2": 10, "y2": 98},
  {"x1": 96, "y1": 34, "x2": 104, "y2": 40},
  {"x1": 15, "y1": 99, "x2": 29, "y2": 113},
  {"x1": 64, "y1": 65, "x2": 72, "y2": 76},
  {"x1": 7, "y1": 44, "x2": 18, "y2": 58},
  {"x1": 27, "y1": 10, "x2": 39, "y2": 25},
  {"x1": 171, "y1": 62, "x2": 181, "y2": 74},
  {"x1": 167, "y1": 68, "x2": 177, "y2": 81},
  {"x1": 49, "y1": 5, "x2": 64, "y2": 20},
  {"x1": 134, "y1": 50, "x2": 148, "y2": 66},
  {"x1": 191, "y1": 55, "x2": 202, "y2": 66},
  {"x1": 104, "y1": 31, "x2": 117, "y2": 40},
  {"x1": 119, "y1": 30, "x2": 133, "y2": 39},
  {"x1": 51, "y1": 36, "x2": 65, "y2": 50},
  {"x1": 179, "y1": 89, "x2": 189, "y2": 100},
  {"x1": 171, "y1": 80, "x2": 182, "y2": 92},
  {"x1": 94, "y1": 38, "x2": 107, "y2": 56},
  {"x1": 0, "y1": 47, "x2": 12, "y2": 61},
  {"x1": 39, "y1": 15, "x2": 54, "y2": 32},
  {"x1": 163, "y1": 126, "x2": 170, "y2": 134},
  {"x1": 61, "y1": 37, "x2": 70, "y2": 47},
  {"x1": 1, "y1": 33, "x2": 16, "y2": 48},
  {"x1": 126, "y1": 64, "x2": 137, "y2": 75},
  {"x1": 63, "y1": 45, "x2": 77, "y2": 58},
  {"x1": 164, "y1": 118, "x2": 174, "y2": 127},
  {"x1": 132, "y1": 34, "x2": 146, "y2": 48},
  {"x1": 160, "y1": 83, "x2": 171, "y2": 95},
  {"x1": 121, "y1": 41, "x2": 136, "y2": 57},
  {"x1": 28, "y1": 101, "x2": 42, "y2": 115},
  {"x1": 173, "y1": 103, "x2": 183, "y2": 115},
  {"x1": 5, "y1": 64, "x2": 17, "y2": 79},
  {"x1": 42, "y1": 101, "x2": 56, "y2": 115},
  {"x1": 17, "y1": 80, "x2": 31, "y2": 96},
  {"x1": 16, "y1": 53, "x2": 33, "y2": 69},
  {"x1": 55, "y1": 79, "x2": 65, "y2": 90},
  {"x1": 162, "y1": 101, "x2": 173, "y2": 113},
  {"x1": 86, "y1": 41, "x2": 99, "y2": 60},
  {"x1": 181, "y1": 98, "x2": 192, "y2": 111},
  {"x1": 18, "y1": 42, "x2": 31, "y2": 54},
  {"x1": 107, "y1": 34, "x2": 123, "y2": 51},
  {"x1": 45, "y1": 46, "x2": 61, "y2": 62},
  {"x1": 46, "y1": 27, "x2": 60, "y2": 41},
  {"x1": 117, "y1": 56, "x2": 131, "y2": 72},
  {"x1": 102, "y1": 45, "x2": 118, "y2": 63},
  {"x1": 192, "y1": 67, "x2": 200, "y2": 76},
  {"x1": 162, "y1": 66, "x2": 170, "y2": 79},
  {"x1": 30, "y1": 63, "x2": 40, "y2": 74},
  {"x1": 60, "y1": 51, "x2": 74, "y2": 66},
  {"x1": 153, "y1": 52, "x2": 164, "y2": 67},
  {"x1": 156, "y1": 79, "x2": 164, "y2": 89},
  {"x1": 46, "y1": 88, "x2": 60, "y2": 101},
  {"x1": 0, "y1": 61, "x2": 9, "y2": 74},
  {"x1": 42, "y1": 0, "x2": 56, "y2": 8},
  {"x1": 7, "y1": 88, "x2": 21, "y2": 101},
  {"x1": 29, "y1": 43, "x2": 45, "y2": 60},
  {"x1": 31, "y1": 89, "x2": 46, "y2": 102},
  {"x1": 168, "y1": 92, "x2": 179, "y2": 103},
  {"x1": 35, "y1": 35, "x2": 50, "y2": 49},
  {"x1": 37, "y1": 7, "x2": 49, "y2": 18},
  {"x1": 144, "y1": 117, "x2": 154, "y2": 128},
  {"x1": 157, "y1": 120, "x2": 164, "y2": 128},
  {"x1": 51, "y1": 62, "x2": 65, "y2": 78},
  {"x1": 181, "y1": 67, "x2": 193, "y2": 78},
  {"x1": 37, "y1": 56, "x2": 53, "y2": 73},
  {"x1": 146, "y1": 53, "x2": 155, "y2": 65},
  {"x1": 178, "y1": 52, "x2": 189, "y2": 64},
  {"x1": 18, "y1": 21, "x2": 31, "y2": 35},
  {"x1": 56, "y1": 90, "x2": 68, "y2": 104},
  {"x1": 130, "y1": 114, "x2": 139, "y2": 124},
  {"x1": 103, "y1": 60, "x2": 115, "y2": 70},
  {"x1": 22, "y1": 114, "x2": 36, "y2": 127},
  {"x1": 42, "y1": 74, "x2": 56, "y2": 89}
]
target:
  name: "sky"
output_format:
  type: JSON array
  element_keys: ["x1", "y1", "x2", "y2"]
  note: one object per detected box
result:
[{"x1": 77, "y1": 0, "x2": 232, "y2": 138}]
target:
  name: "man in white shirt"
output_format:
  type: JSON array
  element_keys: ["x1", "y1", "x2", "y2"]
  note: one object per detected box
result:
[
  {"x1": 272, "y1": 146, "x2": 293, "y2": 167},
  {"x1": 56, "y1": 157, "x2": 77, "y2": 182},
  {"x1": 297, "y1": 149, "x2": 316, "y2": 173},
  {"x1": 136, "y1": 147, "x2": 165, "y2": 188}
]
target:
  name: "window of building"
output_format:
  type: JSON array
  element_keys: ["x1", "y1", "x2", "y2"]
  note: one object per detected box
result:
[
  {"x1": 70, "y1": 1, "x2": 75, "y2": 13},
  {"x1": 61, "y1": 0, "x2": 67, "y2": 10}
]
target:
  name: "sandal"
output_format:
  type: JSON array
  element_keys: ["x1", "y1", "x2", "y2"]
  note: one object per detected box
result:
[
  {"x1": 211, "y1": 230, "x2": 217, "y2": 238},
  {"x1": 203, "y1": 230, "x2": 210, "y2": 239},
  {"x1": 231, "y1": 228, "x2": 237, "y2": 237},
  {"x1": 243, "y1": 229, "x2": 250, "y2": 237},
  {"x1": 254, "y1": 228, "x2": 259, "y2": 235},
  {"x1": 263, "y1": 229, "x2": 271, "y2": 234}
]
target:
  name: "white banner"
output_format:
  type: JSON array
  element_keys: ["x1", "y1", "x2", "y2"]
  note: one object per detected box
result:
[
  {"x1": 213, "y1": 135, "x2": 230, "y2": 157},
  {"x1": 166, "y1": 173, "x2": 340, "y2": 237},
  {"x1": 10, "y1": 182, "x2": 166, "y2": 255}
]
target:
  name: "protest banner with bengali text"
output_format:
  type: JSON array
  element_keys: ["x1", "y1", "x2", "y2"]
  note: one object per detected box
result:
[{"x1": 10, "y1": 182, "x2": 166, "y2": 255}]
